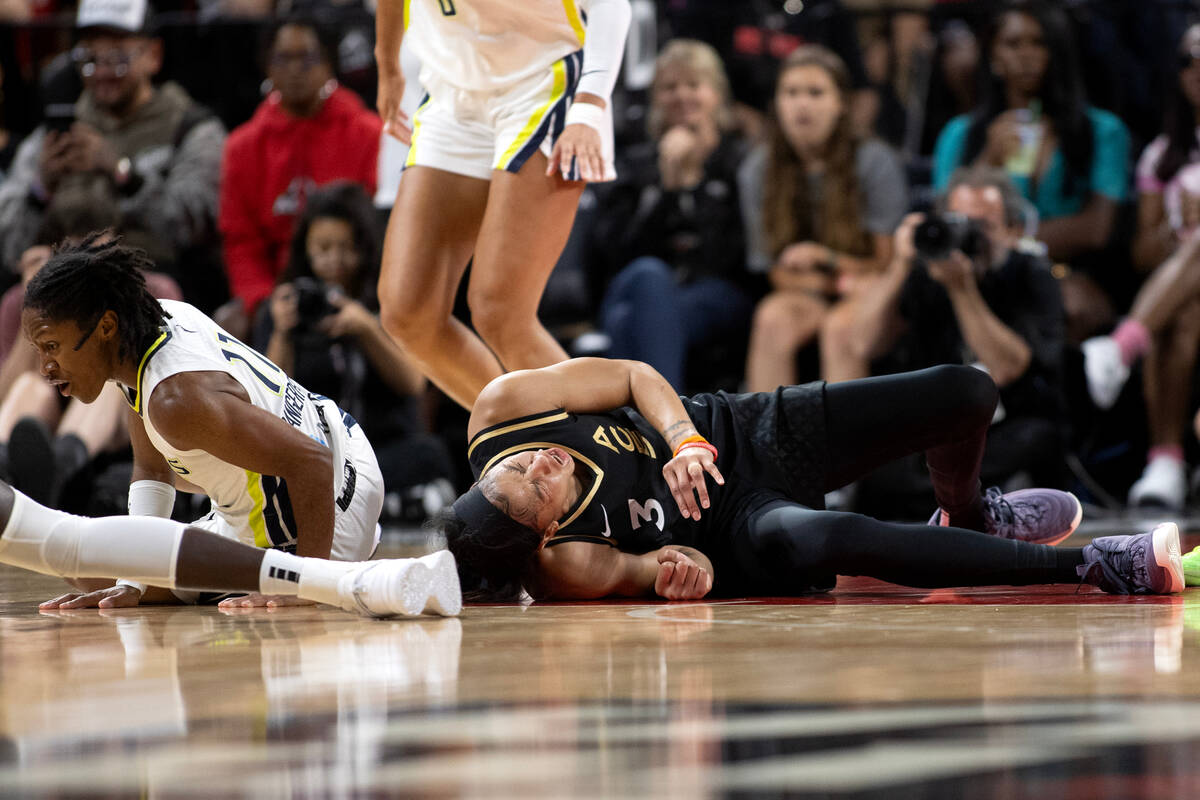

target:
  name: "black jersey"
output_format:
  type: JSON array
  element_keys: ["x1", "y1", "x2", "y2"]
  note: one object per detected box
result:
[
  {"x1": 466, "y1": 383, "x2": 829, "y2": 556},
  {"x1": 468, "y1": 406, "x2": 685, "y2": 554}
]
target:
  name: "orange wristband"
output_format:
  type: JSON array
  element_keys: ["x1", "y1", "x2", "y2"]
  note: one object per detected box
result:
[
  {"x1": 674, "y1": 440, "x2": 718, "y2": 460},
  {"x1": 672, "y1": 434, "x2": 707, "y2": 456}
]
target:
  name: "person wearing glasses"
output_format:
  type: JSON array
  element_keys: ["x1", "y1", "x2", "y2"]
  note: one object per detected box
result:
[
  {"x1": 0, "y1": 0, "x2": 226, "y2": 311},
  {"x1": 217, "y1": 16, "x2": 383, "y2": 338}
]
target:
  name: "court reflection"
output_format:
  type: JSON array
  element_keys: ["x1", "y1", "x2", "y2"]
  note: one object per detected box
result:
[{"x1": 0, "y1": 607, "x2": 462, "y2": 796}]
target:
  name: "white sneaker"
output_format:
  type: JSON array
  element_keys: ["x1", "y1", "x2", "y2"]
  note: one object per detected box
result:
[
  {"x1": 336, "y1": 556, "x2": 459, "y2": 618},
  {"x1": 1081, "y1": 336, "x2": 1130, "y2": 410},
  {"x1": 1128, "y1": 457, "x2": 1188, "y2": 510},
  {"x1": 418, "y1": 549, "x2": 462, "y2": 617}
]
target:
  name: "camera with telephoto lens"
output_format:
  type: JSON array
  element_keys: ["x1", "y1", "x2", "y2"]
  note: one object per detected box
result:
[
  {"x1": 912, "y1": 212, "x2": 989, "y2": 261},
  {"x1": 292, "y1": 276, "x2": 335, "y2": 326}
]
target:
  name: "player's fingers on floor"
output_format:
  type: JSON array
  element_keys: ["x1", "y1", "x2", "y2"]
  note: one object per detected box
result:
[{"x1": 39, "y1": 593, "x2": 80, "y2": 608}]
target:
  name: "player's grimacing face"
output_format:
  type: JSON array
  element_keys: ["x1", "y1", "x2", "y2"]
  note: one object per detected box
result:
[
  {"x1": 485, "y1": 449, "x2": 576, "y2": 533},
  {"x1": 21, "y1": 308, "x2": 112, "y2": 403}
]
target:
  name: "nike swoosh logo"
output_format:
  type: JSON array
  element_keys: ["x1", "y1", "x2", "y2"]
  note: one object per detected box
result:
[{"x1": 600, "y1": 504, "x2": 612, "y2": 538}]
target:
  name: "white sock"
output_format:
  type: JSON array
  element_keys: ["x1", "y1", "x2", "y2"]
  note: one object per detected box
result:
[
  {"x1": 256, "y1": 548, "x2": 356, "y2": 606},
  {"x1": 296, "y1": 557, "x2": 358, "y2": 607},
  {"x1": 0, "y1": 490, "x2": 185, "y2": 586}
]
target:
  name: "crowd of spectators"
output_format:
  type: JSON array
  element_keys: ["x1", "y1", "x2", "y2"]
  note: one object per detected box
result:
[{"x1": 0, "y1": 0, "x2": 1199, "y2": 521}]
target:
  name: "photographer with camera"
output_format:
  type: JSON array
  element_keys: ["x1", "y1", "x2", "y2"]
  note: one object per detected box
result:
[
  {"x1": 822, "y1": 165, "x2": 1068, "y2": 509},
  {"x1": 254, "y1": 183, "x2": 456, "y2": 522}
]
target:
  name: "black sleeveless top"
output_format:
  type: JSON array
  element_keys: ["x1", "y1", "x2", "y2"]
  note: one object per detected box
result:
[
  {"x1": 466, "y1": 383, "x2": 830, "y2": 557},
  {"x1": 467, "y1": 407, "x2": 686, "y2": 554}
]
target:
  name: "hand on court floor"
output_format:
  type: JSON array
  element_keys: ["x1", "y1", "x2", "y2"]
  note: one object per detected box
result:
[
  {"x1": 39, "y1": 585, "x2": 143, "y2": 609},
  {"x1": 547, "y1": 124, "x2": 604, "y2": 182},
  {"x1": 216, "y1": 592, "x2": 316, "y2": 609},
  {"x1": 662, "y1": 448, "x2": 724, "y2": 522},
  {"x1": 655, "y1": 548, "x2": 712, "y2": 601}
]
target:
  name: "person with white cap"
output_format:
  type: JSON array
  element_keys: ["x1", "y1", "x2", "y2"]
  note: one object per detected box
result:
[{"x1": 0, "y1": 0, "x2": 226, "y2": 308}]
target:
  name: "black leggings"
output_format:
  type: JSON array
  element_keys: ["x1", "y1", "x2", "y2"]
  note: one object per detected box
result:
[{"x1": 737, "y1": 366, "x2": 1083, "y2": 590}]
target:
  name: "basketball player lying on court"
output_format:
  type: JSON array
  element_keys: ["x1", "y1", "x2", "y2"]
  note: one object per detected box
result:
[
  {"x1": 441, "y1": 358, "x2": 1185, "y2": 601},
  {"x1": 1, "y1": 234, "x2": 457, "y2": 616}
]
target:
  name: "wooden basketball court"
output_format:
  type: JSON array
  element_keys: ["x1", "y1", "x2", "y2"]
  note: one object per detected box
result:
[{"x1": 3, "y1": 520, "x2": 1200, "y2": 798}]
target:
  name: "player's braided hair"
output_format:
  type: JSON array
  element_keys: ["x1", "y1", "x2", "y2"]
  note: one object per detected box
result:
[{"x1": 23, "y1": 233, "x2": 168, "y2": 365}]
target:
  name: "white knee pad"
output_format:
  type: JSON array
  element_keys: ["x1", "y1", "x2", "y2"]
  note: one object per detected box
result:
[{"x1": 0, "y1": 490, "x2": 185, "y2": 586}]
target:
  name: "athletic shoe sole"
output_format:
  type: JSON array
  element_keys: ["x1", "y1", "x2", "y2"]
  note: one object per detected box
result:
[
  {"x1": 418, "y1": 550, "x2": 462, "y2": 617},
  {"x1": 345, "y1": 560, "x2": 431, "y2": 618},
  {"x1": 1150, "y1": 522, "x2": 1185, "y2": 594}
]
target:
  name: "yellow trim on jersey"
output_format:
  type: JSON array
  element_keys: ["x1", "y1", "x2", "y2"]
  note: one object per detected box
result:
[
  {"x1": 479, "y1": 442, "x2": 602, "y2": 531},
  {"x1": 494, "y1": 58, "x2": 567, "y2": 170},
  {"x1": 562, "y1": 0, "x2": 586, "y2": 45},
  {"x1": 404, "y1": 93, "x2": 434, "y2": 168},
  {"x1": 467, "y1": 411, "x2": 570, "y2": 460},
  {"x1": 245, "y1": 470, "x2": 270, "y2": 548},
  {"x1": 402, "y1": 0, "x2": 411, "y2": 29},
  {"x1": 123, "y1": 331, "x2": 170, "y2": 414}
]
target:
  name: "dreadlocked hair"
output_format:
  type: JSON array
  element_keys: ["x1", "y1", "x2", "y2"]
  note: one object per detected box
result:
[
  {"x1": 23, "y1": 233, "x2": 168, "y2": 365},
  {"x1": 429, "y1": 504, "x2": 544, "y2": 603}
]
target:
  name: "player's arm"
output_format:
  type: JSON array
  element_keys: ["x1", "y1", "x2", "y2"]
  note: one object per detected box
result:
[
  {"x1": 128, "y1": 406, "x2": 177, "y2": 487},
  {"x1": 548, "y1": 0, "x2": 631, "y2": 181},
  {"x1": 147, "y1": 371, "x2": 336, "y2": 559},
  {"x1": 472, "y1": 358, "x2": 684, "y2": 443},
  {"x1": 535, "y1": 540, "x2": 713, "y2": 600},
  {"x1": 472, "y1": 358, "x2": 724, "y2": 520},
  {"x1": 373, "y1": 0, "x2": 410, "y2": 142}
]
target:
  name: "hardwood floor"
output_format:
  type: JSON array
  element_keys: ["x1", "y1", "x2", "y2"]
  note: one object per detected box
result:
[{"x1": 2, "y1": 529, "x2": 1200, "y2": 798}]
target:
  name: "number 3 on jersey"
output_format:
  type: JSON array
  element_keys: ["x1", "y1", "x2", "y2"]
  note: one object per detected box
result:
[
  {"x1": 438, "y1": 0, "x2": 455, "y2": 15},
  {"x1": 216, "y1": 332, "x2": 286, "y2": 396}
]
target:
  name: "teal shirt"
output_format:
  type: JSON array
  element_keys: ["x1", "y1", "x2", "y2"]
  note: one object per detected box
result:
[{"x1": 932, "y1": 107, "x2": 1130, "y2": 219}]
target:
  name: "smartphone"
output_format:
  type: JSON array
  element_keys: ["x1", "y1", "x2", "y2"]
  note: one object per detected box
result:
[{"x1": 43, "y1": 103, "x2": 76, "y2": 133}]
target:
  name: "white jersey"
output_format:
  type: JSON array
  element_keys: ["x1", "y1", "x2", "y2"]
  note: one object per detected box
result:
[
  {"x1": 406, "y1": 0, "x2": 588, "y2": 92},
  {"x1": 118, "y1": 300, "x2": 357, "y2": 551}
]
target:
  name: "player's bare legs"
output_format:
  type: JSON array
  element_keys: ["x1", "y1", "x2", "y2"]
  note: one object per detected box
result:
[
  {"x1": 377, "y1": 165, "x2": 497, "y2": 409},
  {"x1": 468, "y1": 152, "x2": 581, "y2": 373}
]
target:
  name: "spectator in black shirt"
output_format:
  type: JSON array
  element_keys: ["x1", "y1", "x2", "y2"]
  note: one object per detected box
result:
[
  {"x1": 590, "y1": 40, "x2": 755, "y2": 391},
  {"x1": 824, "y1": 165, "x2": 1067, "y2": 499}
]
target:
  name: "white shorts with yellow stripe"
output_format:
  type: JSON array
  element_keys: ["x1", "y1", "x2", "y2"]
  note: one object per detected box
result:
[
  {"x1": 406, "y1": 49, "x2": 616, "y2": 182},
  {"x1": 170, "y1": 421, "x2": 384, "y2": 604}
]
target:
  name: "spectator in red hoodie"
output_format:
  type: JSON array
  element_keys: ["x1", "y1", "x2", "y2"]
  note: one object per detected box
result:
[{"x1": 218, "y1": 17, "x2": 382, "y2": 330}]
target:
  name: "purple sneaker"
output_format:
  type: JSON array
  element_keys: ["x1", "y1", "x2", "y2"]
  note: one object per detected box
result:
[
  {"x1": 928, "y1": 487, "x2": 1082, "y2": 545},
  {"x1": 1077, "y1": 522, "x2": 1184, "y2": 595}
]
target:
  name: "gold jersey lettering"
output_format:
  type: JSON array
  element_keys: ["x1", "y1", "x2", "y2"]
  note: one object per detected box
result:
[
  {"x1": 609, "y1": 425, "x2": 636, "y2": 452},
  {"x1": 593, "y1": 425, "x2": 618, "y2": 453}
]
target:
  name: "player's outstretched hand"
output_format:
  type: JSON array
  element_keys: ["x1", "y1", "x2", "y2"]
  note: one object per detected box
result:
[
  {"x1": 217, "y1": 592, "x2": 316, "y2": 609},
  {"x1": 39, "y1": 585, "x2": 142, "y2": 609},
  {"x1": 654, "y1": 548, "x2": 712, "y2": 601},
  {"x1": 662, "y1": 447, "x2": 724, "y2": 522},
  {"x1": 547, "y1": 124, "x2": 604, "y2": 182}
]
